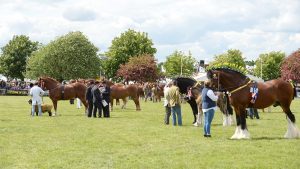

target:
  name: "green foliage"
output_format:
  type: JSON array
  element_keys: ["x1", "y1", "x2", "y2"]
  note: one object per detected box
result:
[
  {"x1": 26, "y1": 31, "x2": 100, "y2": 81},
  {"x1": 117, "y1": 54, "x2": 159, "y2": 82},
  {"x1": 164, "y1": 51, "x2": 196, "y2": 77},
  {"x1": 206, "y1": 62, "x2": 248, "y2": 75},
  {"x1": 254, "y1": 51, "x2": 285, "y2": 80},
  {"x1": 104, "y1": 29, "x2": 157, "y2": 79},
  {"x1": 281, "y1": 49, "x2": 300, "y2": 83},
  {"x1": 0, "y1": 35, "x2": 38, "y2": 80},
  {"x1": 1, "y1": 96, "x2": 300, "y2": 169},
  {"x1": 211, "y1": 49, "x2": 246, "y2": 68}
]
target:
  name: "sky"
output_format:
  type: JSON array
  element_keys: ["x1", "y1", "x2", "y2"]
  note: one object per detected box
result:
[{"x1": 0, "y1": 0, "x2": 299, "y2": 63}]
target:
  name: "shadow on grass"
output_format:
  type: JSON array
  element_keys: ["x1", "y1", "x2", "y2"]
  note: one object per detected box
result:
[{"x1": 227, "y1": 136, "x2": 286, "y2": 141}]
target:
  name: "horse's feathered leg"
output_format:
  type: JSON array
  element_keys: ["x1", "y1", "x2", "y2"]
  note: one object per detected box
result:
[
  {"x1": 281, "y1": 106, "x2": 300, "y2": 138},
  {"x1": 231, "y1": 107, "x2": 250, "y2": 139}
]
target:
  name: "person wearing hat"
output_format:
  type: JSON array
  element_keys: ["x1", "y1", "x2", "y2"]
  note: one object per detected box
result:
[
  {"x1": 92, "y1": 81, "x2": 103, "y2": 118},
  {"x1": 100, "y1": 80, "x2": 111, "y2": 118},
  {"x1": 85, "y1": 81, "x2": 94, "y2": 117},
  {"x1": 201, "y1": 80, "x2": 218, "y2": 137}
]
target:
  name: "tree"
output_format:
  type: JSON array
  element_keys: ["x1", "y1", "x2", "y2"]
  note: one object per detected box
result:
[
  {"x1": 104, "y1": 29, "x2": 157, "y2": 79},
  {"x1": 211, "y1": 49, "x2": 246, "y2": 68},
  {"x1": 26, "y1": 31, "x2": 100, "y2": 81},
  {"x1": 281, "y1": 49, "x2": 300, "y2": 83},
  {"x1": 0, "y1": 35, "x2": 38, "y2": 80},
  {"x1": 117, "y1": 54, "x2": 158, "y2": 82},
  {"x1": 254, "y1": 51, "x2": 285, "y2": 81},
  {"x1": 164, "y1": 51, "x2": 196, "y2": 77}
]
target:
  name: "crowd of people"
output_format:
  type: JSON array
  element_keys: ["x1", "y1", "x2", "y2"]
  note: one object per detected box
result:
[{"x1": 85, "y1": 80, "x2": 111, "y2": 118}]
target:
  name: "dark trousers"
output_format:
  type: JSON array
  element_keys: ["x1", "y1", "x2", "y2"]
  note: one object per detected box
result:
[
  {"x1": 164, "y1": 106, "x2": 171, "y2": 124},
  {"x1": 103, "y1": 103, "x2": 110, "y2": 117},
  {"x1": 87, "y1": 101, "x2": 93, "y2": 117},
  {"x1": 93, "y1": 102, "x2": 103, "y2": 117}
]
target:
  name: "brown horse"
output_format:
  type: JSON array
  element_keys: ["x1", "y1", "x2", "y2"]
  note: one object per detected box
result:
[
  {"x1": 38, "y1": 77, "x2": 88, "y2": 116},
  {"x1": 207, "y1": 68, "x2": 299, "y2": 139},
  {"x1": 110, "y1": 83, "x2": 141, "y2": 111}
]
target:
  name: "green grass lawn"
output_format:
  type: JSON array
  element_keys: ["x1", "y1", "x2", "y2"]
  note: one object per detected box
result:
[{"x1": 0, "y1": 96, "x2": 300, "y2": 169}]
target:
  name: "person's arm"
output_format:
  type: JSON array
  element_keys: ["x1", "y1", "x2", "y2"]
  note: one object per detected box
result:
[
  {"x1": 40, "y1": 88, "x2": 45, "y2": 95},
  {"x1": 207, "y1": 90, "x2": 218, "y2": 101}
]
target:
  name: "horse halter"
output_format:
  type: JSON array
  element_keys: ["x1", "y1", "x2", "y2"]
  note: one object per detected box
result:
[{"x1": 211, "y1": 72, "x2": 251, "y2": 95}]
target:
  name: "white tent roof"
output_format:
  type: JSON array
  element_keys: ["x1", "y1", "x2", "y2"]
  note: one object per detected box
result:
[{"x1": 0, "y1": 74, "x2": 7, "y2": 81}]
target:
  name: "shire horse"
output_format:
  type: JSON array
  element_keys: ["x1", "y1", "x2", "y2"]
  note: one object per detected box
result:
[
  {"x1": 174, "y1": 77, "x2": 233, "y2": 126},
  {"x1": 207, "y1": 68, "x2": 300, "y2": 139},
  {"x1": 109, "y1": 83, "x2": 141, "y2": 111},
  {"x1": 38, "y1": 77, "x2": 88, "y2": 116}
]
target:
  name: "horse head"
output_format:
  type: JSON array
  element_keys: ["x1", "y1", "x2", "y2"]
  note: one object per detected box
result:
[
  {"x1": 38, "y1": 77, "x2": 60, "y2": 90},
  {"x1": 207, "y1": 69, "x2": 249, "y2": 92}
]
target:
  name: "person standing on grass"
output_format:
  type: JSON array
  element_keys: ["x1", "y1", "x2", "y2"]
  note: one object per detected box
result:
[
  {"x1": 92, "y1": 81, "x2": 103, "y2": 118},
  {"x1": 100, "y1": 81, "x2": 110, "y2": 118},
  {"x1": 86, "y1": 81, "x2": 94, "y2": 117},
  {"x1": 166, "y1": 80, "x2": 182, "y2": 126},
  {"x1": 163, "y1": 81, "x2": 171, "y2": 125},
  {"x1": 201, "y1": 80, "x2": 218, "y2": 137},
  {"x1": 29, "y1": 82, "x2": 44, "y2": 116}
]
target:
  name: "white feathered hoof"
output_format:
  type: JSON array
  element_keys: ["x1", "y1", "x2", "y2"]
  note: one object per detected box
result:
[
  {"x1": 231, "y1": 126, "x2": 250, "y2": 139},
  {"x1": 284, "y1": 118, "x2": 300, "y2": 139},
  {"x1": 51, "y1": 112, "x2": 57, "y2": 117}
]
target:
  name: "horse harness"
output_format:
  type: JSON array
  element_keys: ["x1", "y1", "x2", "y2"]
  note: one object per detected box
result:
[{"x1": 60, "y1": 85, "x2": 65, "y2": 100}]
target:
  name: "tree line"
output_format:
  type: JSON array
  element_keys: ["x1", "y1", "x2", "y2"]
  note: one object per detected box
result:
[{"x1": 0, "y1": 29, "x2": 299, "y2": 83}]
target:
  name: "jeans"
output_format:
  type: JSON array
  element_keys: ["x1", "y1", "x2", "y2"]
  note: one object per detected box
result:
[
  {"x1": 171, "y1": 104, "x2": 182, "y2": 126},
  {"x1": 32, "y1": 104, "x2": 42, "y2": 116},
  {"x1": 204, "y1": 109, "x2": 215, "y2": 135}
]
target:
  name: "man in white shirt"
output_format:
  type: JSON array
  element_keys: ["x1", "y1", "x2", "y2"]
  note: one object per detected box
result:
[{"x1": 29, "y1": 82, "x2": 45, "y2": 116}]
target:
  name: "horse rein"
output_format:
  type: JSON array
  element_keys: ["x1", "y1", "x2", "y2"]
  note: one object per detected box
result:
[
  {"x1": 212, "y1": 72, "x2": 251, "y2": 96},
  {"x1": 227, "y1": 79, "x2": 252, "y2": 96}
]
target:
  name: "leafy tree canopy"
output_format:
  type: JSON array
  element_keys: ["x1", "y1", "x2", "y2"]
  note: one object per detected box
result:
[
  {"x1": 164, "y1": 51, "x2": 196, "y2": 77},
  {"x1": 104, "y1": 29, "x2": 157, "y2": 79},
  {"x1": 0, "y1": 35, "x2": 38, "y2": 80},
  {"x1": 26, "y1": 31, "x2": 100, "y2": 81},
  {"x1": 281, "y1": 49, "x2": 300, "y2": 83},
  {"x1": 210, "y1": 49, "x2": 246, "y2": 68},
  {"x1": 254, "y1": 51, "x2": 285, "y2": 81},
  {"x1": 117, "y1": 54, "x2": 158, "y2": 82}
]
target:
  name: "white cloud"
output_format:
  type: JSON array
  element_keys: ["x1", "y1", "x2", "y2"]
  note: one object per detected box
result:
[{"x1": 0, "y1": 0, "x2": 299, "y2": 62}]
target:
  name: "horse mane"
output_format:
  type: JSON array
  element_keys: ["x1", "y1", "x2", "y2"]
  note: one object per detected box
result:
[
  {"x1": 214, "y1": 68, "x2": 247, "y2": 79},
  {"x1": 174, "y1": 76, "x2": 197, "y2": 94},
  {"x1": 40, "y1": 76, "x2": 59, "y2": 83}
]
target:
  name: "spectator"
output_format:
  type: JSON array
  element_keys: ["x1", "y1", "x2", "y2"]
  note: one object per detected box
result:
[
  {"x1": 163, "y1": 82, "x2": 171, "y2": 125},
  {"x1": 166, "y1": 81, "x2": 182, "y2": 126}
]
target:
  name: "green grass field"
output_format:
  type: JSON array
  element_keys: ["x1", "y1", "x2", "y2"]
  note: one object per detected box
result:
[{"x1": 0, "y1": 96, "x2": 300, "y2": 169}]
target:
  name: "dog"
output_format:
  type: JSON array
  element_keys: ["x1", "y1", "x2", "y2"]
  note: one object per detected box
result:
[{"x1": 28, "y1": 99, "x2": 53, "y2": 116}]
